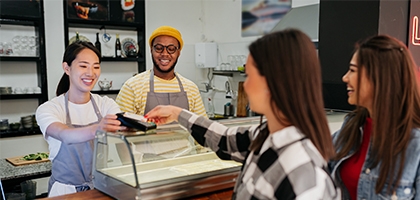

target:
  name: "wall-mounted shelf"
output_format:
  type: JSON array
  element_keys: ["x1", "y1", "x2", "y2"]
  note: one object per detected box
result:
[
  {"x1": 0, "y1": 0, "x2": 47, "y2": 139},
  {"x1": 0, "y1": 127, "x2": 42, "y2": 138},
  {"x1": 101, "y1": 57, "x2": 144, "y2": 62},
  {"x1": 0, "y1": 0, "x2": 48, "y2": 105},
  {"x1": 67, "y1": 19, "x2": 143, "y2": 31},
  {"x1": 0, "y1": 94, "x2": 43, "y2": 100},
  {"x1": 63, "y1": 0, "x2": 146, "y2": 78},
  {"x1": 0, "y1": 56, "x2": 41, "y2": 62},
  {"x1": 91, "y1": 90, "x2": 120, "y2": 95},
  {"x1": 213, "y1": 70, "x2": 245, "y2": 77}
]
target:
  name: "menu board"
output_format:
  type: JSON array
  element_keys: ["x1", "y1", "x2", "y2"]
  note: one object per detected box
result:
[
  {"x1": 109, "y1": 0, "x2": 144, "y2": 23},
  {"x1": 408, "y1": 0, "x2": 420, "y2": 67}
]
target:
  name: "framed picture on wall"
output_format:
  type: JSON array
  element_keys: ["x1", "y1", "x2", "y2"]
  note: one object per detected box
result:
[
  {"x1": 241, "y1": 0, "x2": 291, "y2": 37},
  {"x1": 109, "y1": 0, "x2": 144, "y2": 24},
  {"x1": 66, "y1": 0, "x2": 109, "y2": 21}
]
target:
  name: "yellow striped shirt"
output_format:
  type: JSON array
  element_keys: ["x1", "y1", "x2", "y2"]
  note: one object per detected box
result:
[{"x1": 116, "y1": 69, "x2": 207, "y2": 117}]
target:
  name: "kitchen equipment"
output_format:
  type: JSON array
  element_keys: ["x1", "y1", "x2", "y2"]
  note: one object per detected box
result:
[
  {"x1": 20, "y1": 180, "x2": 36, "y2": 200},
  {"x1": 225, "y1": 81, "x2": 232, "y2": 99},
  {"x1": 224, "y1": 103, "x2": 234, "y2": 116},
  {"x1": 98, "y1": 79, "x2": 112, "y2": 90},
  {"x1": 236, "y1": 82, "x2": 248, "y2": 117},
  {"x1": 9, "y1": 122, "x2": 21, "y2": 131},
  {"x1": 116, "y1": 112, "x2": 156, "y2": 132},
  {"x1": 121, "y1": 37, "x2": 138, "y2": 58},
  {"x1": 0, "y1": 87, "x2": 12, "y2": 94},
  {"x1": 21, "y1": 115, "x2": 33, "y2": 129},
  {"x1": 195, "y1": 43, "x2": 218, "y2": 68},
  {"x1": 0, "y1": 119, "x2": 9, "y2": 131}
]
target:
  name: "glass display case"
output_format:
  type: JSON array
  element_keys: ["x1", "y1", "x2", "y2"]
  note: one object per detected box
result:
[{"x1": 92, "y1": 116, "x2": 263, "y2": 199}]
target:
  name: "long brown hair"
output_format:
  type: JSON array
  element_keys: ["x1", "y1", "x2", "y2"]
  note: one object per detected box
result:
[
  {"x1": 248, "y1": 29, "x2": 335, "y2": 160},
  {"x1": 334, "y1": 35, "x2": 420, "y2": 193}
]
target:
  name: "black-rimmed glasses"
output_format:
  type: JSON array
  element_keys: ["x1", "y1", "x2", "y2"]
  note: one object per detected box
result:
[{"x1": 153, "y1": 44, "x2": 179, "y2": 54}]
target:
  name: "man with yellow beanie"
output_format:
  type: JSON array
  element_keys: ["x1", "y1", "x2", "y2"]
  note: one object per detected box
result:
[{"x1": 116, "y1": 26, "x2": 207, "y2": 117}]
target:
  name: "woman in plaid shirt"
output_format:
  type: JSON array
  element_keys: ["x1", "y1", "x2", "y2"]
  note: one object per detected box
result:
[{"x1": 146, "y1": 29, "x2": 340, "y2": 200}]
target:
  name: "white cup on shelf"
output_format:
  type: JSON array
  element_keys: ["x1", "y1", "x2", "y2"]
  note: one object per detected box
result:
[
  {"x1": 14, "y1": 87, "x2": 23, "y2": 94},
  {"x1": 24, "y1": 87, "x2": 34, "y2": 94},
  {"x1": 33, "y1": 87, "x2": 41, "y2": 94}
]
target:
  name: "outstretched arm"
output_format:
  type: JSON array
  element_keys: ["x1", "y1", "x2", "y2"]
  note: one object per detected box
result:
[
  {"x1": 145, "y1": 105, "x2": 183, "y2": 125},
  {"x1": 46, "y1": 114, "x2": 124, "y2": 144}
]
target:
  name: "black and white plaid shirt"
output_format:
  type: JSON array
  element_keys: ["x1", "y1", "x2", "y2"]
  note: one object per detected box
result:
[{"x1": 178, "y1": 110, "x2": 341, "y2": 200}]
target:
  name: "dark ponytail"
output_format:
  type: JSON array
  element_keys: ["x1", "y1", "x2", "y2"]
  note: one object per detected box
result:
[{"x1": 56, "y1": 73, "x2": 70, "y2": 96}]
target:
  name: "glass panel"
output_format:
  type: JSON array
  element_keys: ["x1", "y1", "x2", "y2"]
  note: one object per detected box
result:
[{"x1": 94, "y1": 117, "x2": 264, "y2": 190}]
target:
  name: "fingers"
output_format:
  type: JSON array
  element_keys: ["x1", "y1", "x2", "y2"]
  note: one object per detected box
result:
[
  {"x1": 147, "y1": 117, "x2": 166, "y2": 125},
  {"x1": 144, "y1": 106, "x2": 164, "y2": 118},
  {"x1": 144, "y1": 105, "x2": 183, "y2": 125},
  {"x1": 98, "y1": 114, "x2": 125, "y2": 132}
]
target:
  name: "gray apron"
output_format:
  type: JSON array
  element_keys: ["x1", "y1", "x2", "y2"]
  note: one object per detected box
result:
[
  {"x1": 48, "y1": 93, "x2": 102, "y2": 193},
  {"x1": 144, "y1": 70, "x2": 190, "y2": 114}
]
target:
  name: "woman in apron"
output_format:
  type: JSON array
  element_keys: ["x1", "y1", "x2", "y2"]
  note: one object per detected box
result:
[{"x1": 36, "y1": 41, "x2": 124, "y2": 197}]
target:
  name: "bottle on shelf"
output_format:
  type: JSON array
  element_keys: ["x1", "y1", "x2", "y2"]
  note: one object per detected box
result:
[
  {"x1": 207, "y1": 98, "x2": 215, "y2": 118},
  {"x1": 75, "y1": 32, "x2": 80, "y2": 42},
  {"x1": 115, "y1": 34, "x2": 122, "y2": 58},
  {"x1": 95, "y1": 32, "x2": 101, "y2": 56}
]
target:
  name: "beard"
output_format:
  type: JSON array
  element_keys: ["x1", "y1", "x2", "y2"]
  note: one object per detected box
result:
[{"x1": 152, "y1": 55, "x2": 178, "y2": 73}]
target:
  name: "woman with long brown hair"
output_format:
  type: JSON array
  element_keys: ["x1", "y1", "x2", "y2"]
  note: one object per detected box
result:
[
  {"x1": 330, "y1": 35, "x2": 420, "y2": 199},
  {"x1": 145, "y1": 29, "x2": 340, "y2": 199}
]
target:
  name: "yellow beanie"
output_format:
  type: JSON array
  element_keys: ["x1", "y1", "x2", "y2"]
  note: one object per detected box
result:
[{"x1": 149, "y1": 26, "x2": 184, "y2": 50}]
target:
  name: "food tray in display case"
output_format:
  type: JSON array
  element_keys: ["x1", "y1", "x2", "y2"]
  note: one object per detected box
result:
[{"x1": 92, "y1": 116, "x2": 264, "y2": 199}]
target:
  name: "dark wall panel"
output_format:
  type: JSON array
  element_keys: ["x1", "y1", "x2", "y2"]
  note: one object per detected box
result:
[{"x1": 319, "y1": 0, "x2": 381, "y2": 111}]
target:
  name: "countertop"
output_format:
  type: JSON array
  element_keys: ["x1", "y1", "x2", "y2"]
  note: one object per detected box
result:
[
  {"x1": 0, "y1": 158, "x2": 51, "y2": 181},
  {"x1": 38, "y1": 188, "x2": 234, "y2": 200}
]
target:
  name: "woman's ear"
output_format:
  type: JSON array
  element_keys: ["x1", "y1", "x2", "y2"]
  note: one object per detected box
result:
[{"x1": 62, "y1": 62, "x2": 70, "y2": 75}]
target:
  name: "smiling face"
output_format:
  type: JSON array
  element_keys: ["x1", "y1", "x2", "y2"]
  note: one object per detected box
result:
[
  {"x1": 151, "y1": 35, "x2": 180, "y2": 78},
  {"x1": 63, "y1": 48, "x2": 100, "y2": 95},
  {"x1": 243, "y1": 54, "x2": 270, "y2": 115},
  {"x1": 342, "y1": 52, "x2": 374, "y2": 111}
]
